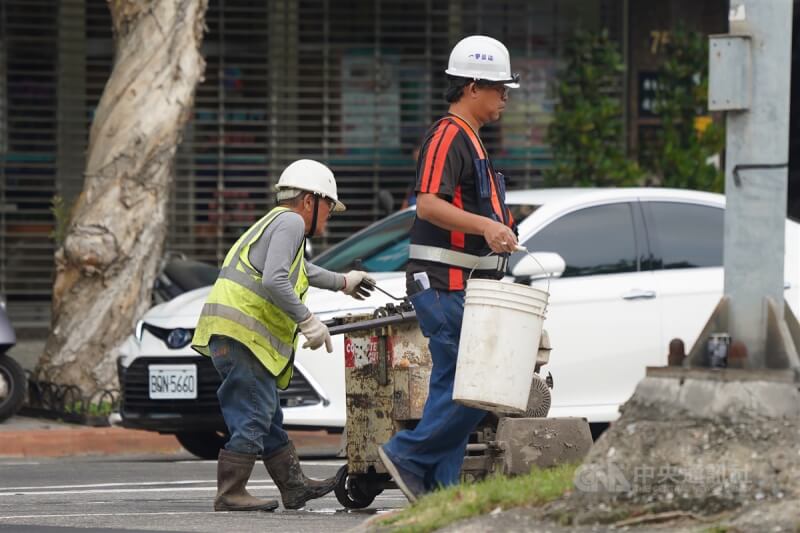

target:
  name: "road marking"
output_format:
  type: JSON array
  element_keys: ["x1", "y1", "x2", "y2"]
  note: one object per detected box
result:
[
  {"x1": 0, "y1": 484, "x2": 280, "y2": 497},
  {"x1": 173, "y1": 460, "x2": 343, "y2": 466},
  {"x1": 0, "y1": 511, "x2": 219, "y2": 520},
  {"x1": 0, "y1": 462, "x2": 40, "y2": 466},
  {"x1": 1, "y1": 479, "x2": 274, "y2": 491}
]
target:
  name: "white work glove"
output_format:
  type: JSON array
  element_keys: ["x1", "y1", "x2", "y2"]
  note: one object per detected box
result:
[
  {"x1": 298, "y1": 314, "x2": 333, "y2": 353},
  {"x1": 341, "y1": 270, "x2": 376, "y2": 300}
]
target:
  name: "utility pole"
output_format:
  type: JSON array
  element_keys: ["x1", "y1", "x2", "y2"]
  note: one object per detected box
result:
[
  {"x1": 703, "y1": 0, "x2": 799, "y2": 370},
  {"x1": 571, "y1": 3, "x2": 800, "y2": 516}
]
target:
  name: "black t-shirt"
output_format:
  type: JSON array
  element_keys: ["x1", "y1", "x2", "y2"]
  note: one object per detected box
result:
[{"x1": 406, "y1": 114, "x2": 514, "y2": 291}]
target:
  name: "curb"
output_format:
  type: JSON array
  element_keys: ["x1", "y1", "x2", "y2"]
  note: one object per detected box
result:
[
  {"x1": 0, "y1": 426, "x2": 183, "y2": 458},
  {"x1": 0, "y1": 424, "x2": 343, "y2": 459}
]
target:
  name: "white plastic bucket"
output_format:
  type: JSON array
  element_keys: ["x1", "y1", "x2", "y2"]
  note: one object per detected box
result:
[{"x1": 453, "y1": 278, "x2": 548, "y2": 413}]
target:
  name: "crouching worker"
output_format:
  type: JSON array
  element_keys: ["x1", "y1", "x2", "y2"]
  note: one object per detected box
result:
[{"x1": 191, "y1": 159, "x2": 374, "y2": 511}]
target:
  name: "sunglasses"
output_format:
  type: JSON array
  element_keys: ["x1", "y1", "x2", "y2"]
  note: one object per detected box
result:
[
  {"x1": 319, "y1": 195, "x2": 335, "y2": 218},
  {"x1": 475, "y1": 81, "x2": 509, "y2": 98}
]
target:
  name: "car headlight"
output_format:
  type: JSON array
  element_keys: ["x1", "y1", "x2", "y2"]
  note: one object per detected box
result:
[
  {"x1": 0, "y1": 296, "x2": 6, "y2": 311},
  {"x1": 135, "y1": 320, "x2": 144, "y2": 342},
  {"x1": 166, "y1": 328, "x2": 193, "y2": 349}
]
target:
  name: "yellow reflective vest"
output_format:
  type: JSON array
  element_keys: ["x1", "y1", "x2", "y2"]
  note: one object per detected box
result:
[{"x1": 191, "y1": 207, "x2": 308, "y2": 389}]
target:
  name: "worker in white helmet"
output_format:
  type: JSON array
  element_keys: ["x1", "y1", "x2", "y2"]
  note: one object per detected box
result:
[
  {"x1": 377, "y1": 35, "x2": 520, "y2": 502},
  {"x1": 192, "y1": 159, "x2": 375, "y2": 512}
]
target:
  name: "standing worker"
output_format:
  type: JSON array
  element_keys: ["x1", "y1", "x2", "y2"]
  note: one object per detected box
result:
[
  {"x1": 192, "y1": 159, "x2": 374, "y2": 512},
  {"x1": 378, "y1": 35, "x2": 520, "y2": 502}
]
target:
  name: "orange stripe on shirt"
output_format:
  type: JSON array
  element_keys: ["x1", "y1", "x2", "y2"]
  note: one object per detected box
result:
[
  {"x1": 449, "y1": 116, "x2": 484, "y2": 159},
  {"x1": 506, "y1": 207, "x2": 515, "y2": 227},
  {"x1": 419, "y1": 121, "x2": 449, "y2": 192},
  {"x1": 487, "y1": 173, "x2": 504, "y2": 221},
  {"x1": 448, "y1": 115, "x2": 507, "y2": 224},
  {"x1": 451, "y1": 185, "x2": 465, "y2": 248},
  {"x1": 448, "y1": 267, "x2": 464, "y2": 291},
  {"x1": 427, "y1": 124, "x2": 459, "y2": 193}
]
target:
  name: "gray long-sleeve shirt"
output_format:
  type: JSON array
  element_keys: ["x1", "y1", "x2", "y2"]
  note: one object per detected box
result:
[{"x1": 248, "y1": 210, "x2": 345, "y2": 323}]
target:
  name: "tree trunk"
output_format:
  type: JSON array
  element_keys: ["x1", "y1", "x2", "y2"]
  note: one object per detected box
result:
[{"x1": 36, "y1": 0, "x2": 208, "y2": 391}]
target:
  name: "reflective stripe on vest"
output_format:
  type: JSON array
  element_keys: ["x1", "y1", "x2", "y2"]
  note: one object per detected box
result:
[
  {"x1": 191, "y1": 206, "x2": 308, "y2": 389},
  {"x1": 217, "y1": 263, "x2": 303, "y2": 303},
  {"x1": 200, "y1": 302, "x2": 294, "y2": 359},
  {"x1": 408, "y1": 244, "x2": 508, "y2": 271}
]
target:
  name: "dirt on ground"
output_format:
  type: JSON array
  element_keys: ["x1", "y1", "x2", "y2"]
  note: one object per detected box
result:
[
  {"x1": 436, "y1": 497, "x2": 800, "y2": 532},
  {"x1": 537, "y1": 374, "x2": 800, "y2": 531}
]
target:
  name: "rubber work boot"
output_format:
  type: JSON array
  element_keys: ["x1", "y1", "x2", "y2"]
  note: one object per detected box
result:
[
  {"x1": 263, "y1": 442, "x2": 337, "y2": 509},
  {"x1": 214, "y1": 449, "x2": 279, "y2": 512}
]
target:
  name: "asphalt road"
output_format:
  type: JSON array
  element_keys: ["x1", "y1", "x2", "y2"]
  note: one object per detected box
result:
[{"x1": 0, "y1": 453, "x2": 406, "y2": 533}]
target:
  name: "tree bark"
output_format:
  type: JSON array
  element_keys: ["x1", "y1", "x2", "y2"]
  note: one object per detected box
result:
[{"x1": 36, "y1": 0, "x2": 208, "y2": 391}]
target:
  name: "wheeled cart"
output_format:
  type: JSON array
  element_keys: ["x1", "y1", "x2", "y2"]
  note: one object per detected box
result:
[{"x1": 326, "y1": 301, "x2": 591, "y2": 509}]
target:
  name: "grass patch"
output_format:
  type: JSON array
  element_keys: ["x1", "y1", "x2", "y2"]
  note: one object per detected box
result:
[
  {"x1": 64, "y1": 400, "x2": 115, "y2": 417},
  {"x1": 376, "y1": 463, "x2": 578, "y2": 533}
]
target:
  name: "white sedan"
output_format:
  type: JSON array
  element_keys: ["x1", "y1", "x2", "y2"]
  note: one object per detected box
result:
[{"x1": 116, "y1": 187, "x2": 800, "y2": 457}]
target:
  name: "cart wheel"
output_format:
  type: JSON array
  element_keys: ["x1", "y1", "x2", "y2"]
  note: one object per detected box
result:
[{"x1": 334, "y1": 465, "x2": 379, "y2": 509}]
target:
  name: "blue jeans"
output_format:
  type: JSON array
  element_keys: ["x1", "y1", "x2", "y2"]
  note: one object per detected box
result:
[
  {"x1": 209, "y1": 335, "x2": 289, "y2": 456},
  {"x1": 382, "y1": 288, "x2": 486, "y2": 489}
]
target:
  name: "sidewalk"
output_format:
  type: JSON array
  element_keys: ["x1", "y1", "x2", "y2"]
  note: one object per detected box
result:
[
  {"x1": 0, "y1": 415, "x2": 342, "y2": 458},
  {"x1": 2, "y1": 341, "x2": 343, "y2": 458}
]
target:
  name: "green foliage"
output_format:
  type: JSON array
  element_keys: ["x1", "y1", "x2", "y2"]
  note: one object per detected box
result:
[
  {"x1": 650, "y1": 28, "x2": 724, "y2": 192},
  {"x1": 49, "y1": 195, "x2": 73, "y2": 246},
  {"x1": 546, "y1": 30, "x2": 642, "y2": 187},
  {"x1": 376, "y1": 464, "x2": 578, "y2": 533},
  {"x1": 64, "y1": 400, "x2": 115, "y2": 417}
]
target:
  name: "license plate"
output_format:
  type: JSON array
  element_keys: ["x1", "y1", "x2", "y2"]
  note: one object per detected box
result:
[{"x1": 148, "y1": 364, "x2": 197, "y2": 399}]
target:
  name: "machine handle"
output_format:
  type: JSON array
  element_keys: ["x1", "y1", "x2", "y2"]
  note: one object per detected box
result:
[{"x1": 324, "y1": 310, "x2": 418, "y2": 336}]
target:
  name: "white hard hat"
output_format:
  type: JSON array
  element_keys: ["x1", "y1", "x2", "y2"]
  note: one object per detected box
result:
[
  {"x1": 275, "y1": 159, "x2": 346, "y2": 212},
  {"x1": 445, "y1": 35, "x2": 520, "y2": 88}
]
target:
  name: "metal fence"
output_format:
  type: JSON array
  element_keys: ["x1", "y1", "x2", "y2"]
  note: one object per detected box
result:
[{"x1": 1, "y1": 0, "x2": 623, "y2": 330}]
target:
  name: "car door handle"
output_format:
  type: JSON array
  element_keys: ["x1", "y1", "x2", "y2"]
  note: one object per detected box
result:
[{"x1": 622, "y1": 289, "x2": 656, "y2": 300}]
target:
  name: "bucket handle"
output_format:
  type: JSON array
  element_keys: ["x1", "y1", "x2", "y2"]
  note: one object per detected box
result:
[{"x1": 468, "y1": 246, "x2": 552, "y2": 305}]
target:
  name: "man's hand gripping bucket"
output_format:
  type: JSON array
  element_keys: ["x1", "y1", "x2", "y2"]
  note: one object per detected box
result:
[{"x1": 453, "y1": 246, "x2": 551, "y2": 413}]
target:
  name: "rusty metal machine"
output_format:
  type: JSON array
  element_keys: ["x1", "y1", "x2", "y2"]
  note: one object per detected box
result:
[{"x1": 326, "y1": 301, "x2": 591, "y2": 509}]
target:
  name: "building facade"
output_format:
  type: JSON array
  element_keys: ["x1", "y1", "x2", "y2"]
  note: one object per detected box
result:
[{"x1": 1, "y1": 0, "x2": 729, "y2": 330}]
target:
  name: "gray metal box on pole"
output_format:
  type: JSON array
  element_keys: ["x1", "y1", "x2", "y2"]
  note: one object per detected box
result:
[{"x1": 709, "y1": 34, "x2": 751, "y2": 111}]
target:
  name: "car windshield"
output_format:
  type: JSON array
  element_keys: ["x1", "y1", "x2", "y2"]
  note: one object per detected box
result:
[{"x1": 313, "y1": 204, "x2": 540, "y2": 273}]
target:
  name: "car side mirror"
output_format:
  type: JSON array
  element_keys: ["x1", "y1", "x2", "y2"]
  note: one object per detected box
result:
[{"x1": 511, "y1": 252, "x2": 566, "y2": 279}]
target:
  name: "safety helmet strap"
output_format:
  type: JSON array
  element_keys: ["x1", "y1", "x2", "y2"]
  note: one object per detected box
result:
[{"x1": 307, "y1": 194, "x2": 320, "y2": 239}]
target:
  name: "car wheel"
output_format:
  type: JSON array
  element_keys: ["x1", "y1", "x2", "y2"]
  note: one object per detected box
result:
[
  {"x1": 589, "y1": 422, "x2": 609, "y2": 441},
  {"x1": 175, "y1": 431, "x2": 228, "y2": 460},
  {"x1": 0, "y1": 354, "x2": 26, "y2": 423}
]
